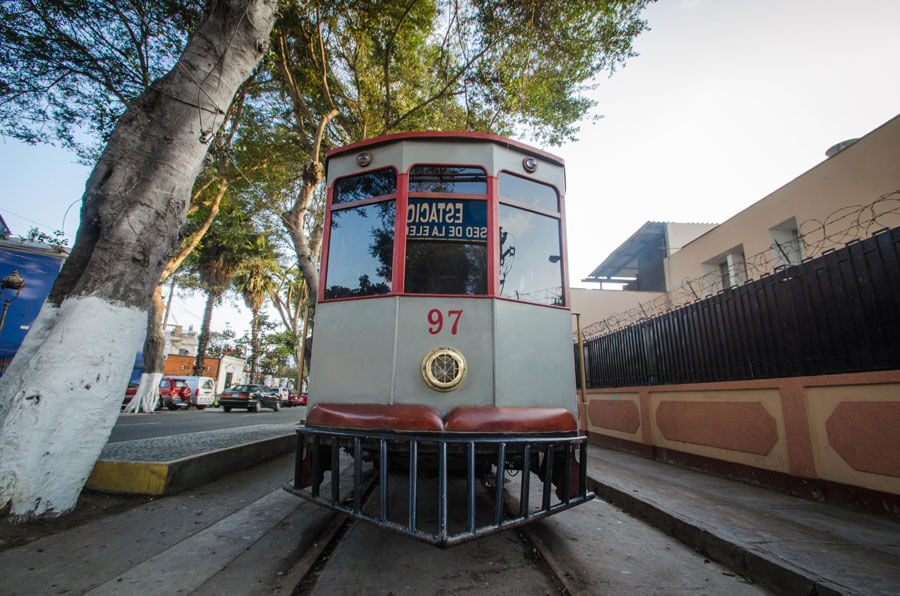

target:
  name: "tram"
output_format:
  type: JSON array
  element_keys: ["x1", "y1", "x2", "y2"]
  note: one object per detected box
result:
[{"x1": 284, "y1": 132, "x2": 593, "y2": 546}]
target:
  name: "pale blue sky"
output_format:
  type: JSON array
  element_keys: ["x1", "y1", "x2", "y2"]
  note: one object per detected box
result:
[{"x1": 1, "y1": 0, "x2": 898, "y2": 334}]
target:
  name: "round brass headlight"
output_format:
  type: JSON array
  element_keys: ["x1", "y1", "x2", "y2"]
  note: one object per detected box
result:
[{"x1": 421, "y1": 347, "x2": 467, "y2": 392}]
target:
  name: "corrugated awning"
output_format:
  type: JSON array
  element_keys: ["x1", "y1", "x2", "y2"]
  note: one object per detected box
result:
[{"x1": 582, "y1": 221, "x2": 666, "y2": 282}]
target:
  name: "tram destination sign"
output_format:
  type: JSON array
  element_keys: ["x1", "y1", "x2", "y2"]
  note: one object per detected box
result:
[{"x1": 406, "y1": 198, "x2": 487, "y2": 243}]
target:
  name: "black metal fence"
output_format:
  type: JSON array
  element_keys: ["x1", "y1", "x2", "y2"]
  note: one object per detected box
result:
[{"x1": 578, "y1": 227, "x2": 900, "y2": 388}]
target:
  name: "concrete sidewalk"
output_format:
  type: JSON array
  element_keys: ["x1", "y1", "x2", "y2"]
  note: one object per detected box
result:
[
  {"x1": 86, "y1": 422, "x2": 296, "y2": 496},
  {"x1": 582, "y1": 446, "x2": 900, "y2": 596},
  {"x1": 2, "y1": 430, "x2": 898, "y2": 595}
]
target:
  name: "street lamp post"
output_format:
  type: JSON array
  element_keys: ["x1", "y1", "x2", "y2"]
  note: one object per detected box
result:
[{"x1": 0, "y1": 269, "x2": 26, "y2": 338}]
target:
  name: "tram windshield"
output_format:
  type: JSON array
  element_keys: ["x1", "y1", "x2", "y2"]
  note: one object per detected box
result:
[
  {"x1": 324, "y1": 168, "x2": 396, "y2": 300},
  {"x1": 405, "y1": 165, "x2": 488, "y2": 295},
  {"x1": 322, "y1": 156, "x2": 565, "y2": 306}
]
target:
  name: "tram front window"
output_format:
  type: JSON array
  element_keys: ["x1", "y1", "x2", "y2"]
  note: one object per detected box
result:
[
  {"x1": 405, "y1": 198, "x2": 487, "y2": 295},
  {"x1": 404, "y1": 166, "x2": 488, "y2": 296},
  {"x1": 499, "y1": 204, "x2": 564, "y2": 306},
  {"x1": 324, "y1": 168, "x2": 396, "y2": 300}
]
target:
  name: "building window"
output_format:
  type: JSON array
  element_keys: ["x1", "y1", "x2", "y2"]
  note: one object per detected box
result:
[
  {"x1": 702, "y1": 246, "x2": 747, "y2": 294},
  {"x1": 770, "y1": 217, "x2": 802, "y2": 268}
]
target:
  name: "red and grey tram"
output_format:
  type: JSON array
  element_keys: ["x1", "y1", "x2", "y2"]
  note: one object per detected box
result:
[{"x1": 285, "y1": 132, "x2": 593, "y2": 546}]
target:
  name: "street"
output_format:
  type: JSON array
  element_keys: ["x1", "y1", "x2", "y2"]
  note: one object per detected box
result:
[{"x1": 110, "y1": 407, "x2": 306, "y2": 443}]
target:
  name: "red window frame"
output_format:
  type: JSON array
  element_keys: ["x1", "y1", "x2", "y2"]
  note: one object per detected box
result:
[{"x1": 319, "y1": 149, "x2": 568, "y2": 309}]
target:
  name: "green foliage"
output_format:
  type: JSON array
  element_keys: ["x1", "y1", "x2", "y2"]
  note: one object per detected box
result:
[
  {"x1": 234, "y1": 233, "x2": 282, "y2": 314},
  {"x1": 272, "y1": 0, "x2": 652, "y2": 149},
  {"x1": 0, "y1": 0, "x2": 202, "y2": 160},
  {"x1": 19, "y1": 227, "x2": 69, "y2": 247},
  {"x1": 236, "y1": 314, "x2": 295, "y2": 376},
  {"x1": 183, "y1": 198, "x2": 252, "y2": 297}
]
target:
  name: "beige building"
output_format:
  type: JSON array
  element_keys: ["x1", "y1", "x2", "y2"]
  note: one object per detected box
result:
[
  {"x1": 575, "y1": 114, "x2": 900, "y2": 508},
  {"x1": 577, "y1": 114, "x2": 900, "y2": 335}
]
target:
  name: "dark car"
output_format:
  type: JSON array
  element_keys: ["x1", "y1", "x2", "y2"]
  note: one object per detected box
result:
[{"x1": 218, "y1": 384, "x2": 281, "y2": 412}]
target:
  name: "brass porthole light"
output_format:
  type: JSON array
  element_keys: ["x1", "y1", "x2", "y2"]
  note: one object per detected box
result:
[
  {"x1": 356, "y1": 151, "x2": 373, "y2": 167},
  {"x1": 421, "y1": 346, "x2": 467, "y2": 392}
]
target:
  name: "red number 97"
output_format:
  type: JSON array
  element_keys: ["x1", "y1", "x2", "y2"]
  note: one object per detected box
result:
[{"x1": 428, "y1": 309, "x2": 443, "y2": 334}]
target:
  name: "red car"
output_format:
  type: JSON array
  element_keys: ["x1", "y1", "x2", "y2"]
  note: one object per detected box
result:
[
  {"x1": 122, "y1": 378, "x2": 190, "y2": 410},
  {"x1": 160, "y1": 378, "x2": 192, "y2": 410},
  {"x1": 286, "y1": 390, "x2": 308, "y2": 407}
]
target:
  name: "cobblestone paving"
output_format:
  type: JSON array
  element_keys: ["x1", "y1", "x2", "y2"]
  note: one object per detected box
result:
[{"x1": 98, "y1": 424, "x2": 295, "y2": 462}]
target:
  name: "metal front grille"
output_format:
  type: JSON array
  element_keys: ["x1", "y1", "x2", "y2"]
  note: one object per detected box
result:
[{"x1": 284, "y1": 427, "x2": 594, "y2": 547}]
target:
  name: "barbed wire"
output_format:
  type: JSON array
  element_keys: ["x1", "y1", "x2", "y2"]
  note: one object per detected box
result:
[{"x1": 580, "y1": 189, "x2": 900, "y2": 341}]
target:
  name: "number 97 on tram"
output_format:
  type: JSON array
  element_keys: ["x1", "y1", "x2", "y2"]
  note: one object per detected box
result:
[{"x1": 285, "y1": 132, "x2": 593, "y2": 546}]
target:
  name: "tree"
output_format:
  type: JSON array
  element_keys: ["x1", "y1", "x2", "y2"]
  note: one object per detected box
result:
[
  {"x1": 233, "y1": 234, "x2": 280, "y2": 382},
  {"x1": 0, "y1": 0, "x2": 203, "y2": 160},
  {"x1": 268, "y1": 264, "x2": 311, "y2": 389},
  {"x1": 127, "y1": 79, "x2": 263, "y2": 413},
  {"x1": 269, "y1": 0, "x2": 652, "y2": 306},
  {"x1": 0, "y1": 0, "x2": 279, "y2": 521},
  {"x1": 186, "y1": 202, "x2": 249, "y2": 378}
]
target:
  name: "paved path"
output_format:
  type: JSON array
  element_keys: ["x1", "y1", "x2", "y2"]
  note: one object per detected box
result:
[{"x1": 2, "y1": 432, "x2": 898, "y2": 595}]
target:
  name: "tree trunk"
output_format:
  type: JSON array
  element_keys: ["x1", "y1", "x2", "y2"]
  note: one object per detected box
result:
[
  {"x1": 133, "y1": 180, "x2": 228, "y2": 409},
  {"x1": 0, "y1": 0, "x2": 278, "y2": 521},
  {"x1": 250, "y1": 308, "x2": 260, "y2": 383},
  {"x1": 281, "y1": 161, "x2": 325, "y2": 306},
  {"x1": 279, "y1": 111, "x2": 337, "y2": 307},
  {"x1": 124, "y1": 286, "x2": 165, "y2": 413},
  {"x1": 193, "y1": 292, "x2": 217, "y2": 377}
]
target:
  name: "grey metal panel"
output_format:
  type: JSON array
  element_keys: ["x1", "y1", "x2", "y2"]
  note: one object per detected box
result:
[
  {"x1": 327, "y1": 143, "x2": 406, "y2": 182},
  {"x1": 328, "y1": 139, "x2": 565, "y2": 193},
  {"x1": 391, "y1": 296, "x2": 495, "y2": 415},
  {"x1": 490, "y1": 143, "x2": 566, "y2": 194},
  {"x1": 307, "y1": 298, "x2": 397, "y2": 405},
  {"x1": 493, "y1": 300, "x2": 578, "y2": 415}
]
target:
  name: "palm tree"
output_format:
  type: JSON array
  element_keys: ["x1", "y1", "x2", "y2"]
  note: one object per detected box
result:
[
  {"x1": 190, "y1": 206, "x2": 247, "y2": 378},
  {"x1": 234, "y1": 234, "x2": 280, "y2": 383}
]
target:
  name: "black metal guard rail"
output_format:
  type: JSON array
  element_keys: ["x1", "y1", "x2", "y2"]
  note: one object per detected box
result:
[{"x1": 284, "y1": 426, "x2": 594, "y2": 547}]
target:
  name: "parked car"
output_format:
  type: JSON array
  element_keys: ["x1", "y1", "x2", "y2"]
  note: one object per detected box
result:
[
  {"x1": 160, "y1": 377, "x2": 192, "y2": 410},
  {"x1": 218, "y1": 384, "x2": 281, "y2": 412},
  {"x1": 122, "y1": 379, "x2": 140, "y2": 409},
  {"x1": 286, "y1": 389, "x2": 304, "y2": 407},
  {"x1": 122, "y1": 378, "x2": 170, "y2": 410},
  {"x1": 298, "y1": 392, "x2": 308, "y2": 406},
  {"x1": 179, "y1": 375, "x2": 216, "y2": 409},
  {"x1": 275, "y1": 387, "x2": 291, "y2": 406}
]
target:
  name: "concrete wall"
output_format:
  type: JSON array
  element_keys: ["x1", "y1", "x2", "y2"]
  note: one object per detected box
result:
[
  {"x1": 570, "y1": 287, "x2": 667, "y2": 333},
  {"x1": 580, "y1": 370, "x2": 900, "y2": 508},
  {"x1": 666, "y1": 115, "x2": 900, "y2": 292}
]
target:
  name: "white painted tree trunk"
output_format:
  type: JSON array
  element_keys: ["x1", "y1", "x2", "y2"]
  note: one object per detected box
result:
[
  {"x1": 0, "y1": 297, "x2": 145, "y2": 519},
  {"x1": 123, "y1": 372, "x2": 163, "y2": 413},
  {"x1": 0, "y1": 0, "x2": 278, "y2": 520}
]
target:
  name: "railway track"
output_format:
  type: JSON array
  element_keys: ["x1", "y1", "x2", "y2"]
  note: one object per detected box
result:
[
  {"x1": 293, "y1": 467, "x2": 569, "y2": 595},
  {"x1": 286, "y1": 461, "x2": 767, "y2": 595}
]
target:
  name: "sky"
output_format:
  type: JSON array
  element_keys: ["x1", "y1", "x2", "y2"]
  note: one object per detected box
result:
[{"x1": 1, "y1": 0, "x2": 899, "y2": 336}]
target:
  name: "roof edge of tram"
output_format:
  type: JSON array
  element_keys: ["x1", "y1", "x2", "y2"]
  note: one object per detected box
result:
[{"x1": 326, "y1": 131, "x2": 565, "y2": 168}]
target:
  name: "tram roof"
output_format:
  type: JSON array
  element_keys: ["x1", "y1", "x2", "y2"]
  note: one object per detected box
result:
[{"x1": 326, "y1": 131, "x2": 565, "y2": 168}]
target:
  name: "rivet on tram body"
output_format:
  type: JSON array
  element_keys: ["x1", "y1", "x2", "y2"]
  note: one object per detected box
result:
[
  {"x1": 356, "y1": 151, "x2": 373, "y2": 167},
  {"x1": 522, "y1": 156, "x2": 538, "y2": 173}
]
